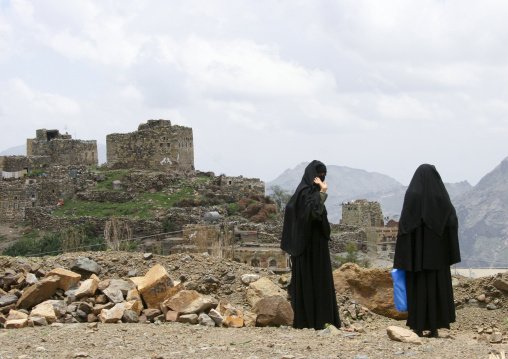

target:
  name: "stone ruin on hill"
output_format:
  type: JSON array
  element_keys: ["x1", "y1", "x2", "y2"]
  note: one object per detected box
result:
[{"x1": 106, "y1": 119, "x2": 194, "y2": 173}]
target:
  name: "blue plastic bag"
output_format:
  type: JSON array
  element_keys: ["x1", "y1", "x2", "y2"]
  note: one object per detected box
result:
[{"x1": 391, "y1": 268, "x2": 408, "y2": 312}]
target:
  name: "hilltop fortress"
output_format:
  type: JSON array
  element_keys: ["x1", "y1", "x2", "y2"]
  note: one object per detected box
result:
[{"x1": 106, "y1": 119, "x2": 194, "y2": 172}]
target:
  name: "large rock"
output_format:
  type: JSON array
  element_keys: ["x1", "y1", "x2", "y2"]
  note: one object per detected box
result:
[
  {"x1": 333, "y1": 263, "x2": 408, "y2": 320},
  {"x1": 252, "y1": 295, "x2": 293, "y2": 327},
  {"x1": 164, "y1": 290, "x2": 214, "y2": 314},
  {"x1": 246, "y1": 277, "x2": 286, "y2": 307},
  {"x1": 493, "y1": 279, "x2": 508, "y2": 292},
  {"x1": 5, "y1": 318, "x2": 28, "y2": 329},
  {"x1": 16, "y1": 275, "x2": 60, "y2": 310},
  {"x1": 387, "y1": 326, "x2": 422, "y2": 345},
  {"x1": 47, "y1": 268, "x2": 81, "y2": 290},
  {"x1": 136, "y1": 264, "x2": 181, "y2": 309},
  {"x1": 70, "y1": 257, "x2": 102, "y2": 276},
  {"x1": 30, "y1": 302, "x2": 57, "y2": 324},
  {"x1": 0, "y1": 295, "x2": 18, "y2": 307},
  {"x1": 98, "y1": 303, "x2": 125, "y2": 323},
  {"x1": 44, "y1": 300, "x2": 67, "y2": 317},
  {"x1": 75, "y1": 274, "x2": 100, "y2": 299}
]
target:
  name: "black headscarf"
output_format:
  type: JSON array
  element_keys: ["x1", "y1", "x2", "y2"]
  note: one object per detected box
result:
[
  {"x1": 281, "y1": 160, "x2": 331, "y2": 256},
  {"x1": 398, "y1": 164, "x2": 458, "y2": 236},
  {"x1": 394, "y1": 164, "x2": 461, "y2": 271}
]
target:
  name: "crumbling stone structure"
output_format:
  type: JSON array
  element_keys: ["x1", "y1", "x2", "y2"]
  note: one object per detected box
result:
[
  {"x1": 106, "y1": 119, "x2": 194, "y2": 172},
  {"x1": 340, "y1": 199, "x2": 384, "y2": 227},
  {"x1": 216, "y1": 175, "x2": 265, "y2": 201},
  {"x1": 339, "y1": 199, "x2": 398, "y2": 254},
  {"x1": 27, "y1": 129, "x2": 98, "y2": 166}
]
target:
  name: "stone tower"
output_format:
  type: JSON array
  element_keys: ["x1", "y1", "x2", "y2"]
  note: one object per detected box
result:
[
  {"x1": 27, "y1": 129, "x2": 98, "y2": 166},
  {"x1": 106, "y1": 119, "x2": 194, "y2": 172},
  {"x1": 340, "y1": 199, "x2": 384, "y2": 227}
]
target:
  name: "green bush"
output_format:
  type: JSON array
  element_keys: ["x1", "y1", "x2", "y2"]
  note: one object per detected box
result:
[
  {"x1": 2, "y1": 223, "x2": 105, "y2": 257},
  {"x1": 334, "y1": 242, "x2": 370, "y2": 269}
]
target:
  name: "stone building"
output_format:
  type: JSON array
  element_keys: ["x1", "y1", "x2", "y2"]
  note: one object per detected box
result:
[
  {"x1": 106, "y1": 119, "x2": 194, "y2": 172},
  {"x1": 216, "y1": 175, "x2": 265, "y2": 199},
  {"x1": 340, "y1": 199, "x2": 398, "y2": 255},
  {"x1": 27, "y1": 129, "x2": 98, "y2": 167},
  {"x1": 340, "y1": 199, "x2": 384, "y2": 227}
]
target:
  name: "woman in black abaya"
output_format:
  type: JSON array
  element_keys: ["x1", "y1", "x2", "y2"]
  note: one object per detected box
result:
[
  {"x1": 281, "y1": 160, "x2": 341, "y2": 330},
  {"x1": 394, "y1": 164, "x2": 461, "y2": 337}
]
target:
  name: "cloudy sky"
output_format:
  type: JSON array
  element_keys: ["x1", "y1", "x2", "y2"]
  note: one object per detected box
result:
[{"x1": 1, "y1": 0, "x2": 507, "y2": 186}]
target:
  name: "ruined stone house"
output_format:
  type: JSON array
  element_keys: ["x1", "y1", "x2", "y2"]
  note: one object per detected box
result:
[
  {"x1": 340, "y1": 199, "x2": 398, "y2": 254},
  {"x1": 27, "y1": 129, "x2": 98, "y2": 167},
  {"x1": 106, "y1": 119, "x2": 194, "y2": 172}
]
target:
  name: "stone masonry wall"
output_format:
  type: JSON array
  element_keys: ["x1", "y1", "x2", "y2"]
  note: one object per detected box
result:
[
  {"x1": 340, "y1": 199, "x2": 384, "y2": 227},
  {"x1": 28, "y1": 129, "x2": 98, "y2": 167},
  {"x1": 106, "y1": 119, "x2": 194, "y2": 172}
]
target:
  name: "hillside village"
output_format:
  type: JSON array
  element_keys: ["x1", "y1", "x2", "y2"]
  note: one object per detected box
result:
[
  {"x1": 0, "y1": 120, "x2": 507, "y2": 357},
  {"x1": 0, "y1": 119, "x2": 401, "y2": 269}
]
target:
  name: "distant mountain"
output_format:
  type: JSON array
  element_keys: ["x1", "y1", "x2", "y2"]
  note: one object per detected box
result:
[
  {"x1": 454, "y1": 156, "x2": 508, "y2": 268},
  {"x1": 348, "y1": 181, "x2": 473, "y2": 221},
  {"x1": 266, "y1": 162, "x2": 473, "y2": 224},
  {"x1": 0, "y1": 144, "x2": 26, "y2": 156},
  {"x1": 266, "y1": 162, "x2": 404, "y2": 223},
  {"x1": 0, "y1": 143, "x2": 107, "y2": 165}
]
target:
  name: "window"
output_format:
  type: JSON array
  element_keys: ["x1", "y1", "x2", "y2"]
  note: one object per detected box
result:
[
  {"x1": 251, "y1": 259, "x2": 260, "y2": 267},
  {"x1": 269, "y1": 259, "x2": 277, "y2": 267}
]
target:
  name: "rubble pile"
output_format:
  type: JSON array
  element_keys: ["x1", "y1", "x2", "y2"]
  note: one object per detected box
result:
[
  {"x1": 0, "y1": 252, "x2": 293, "y2": 329},
  {"x1": 453, "y1": 272, "x2": 508, "y2": 311}
]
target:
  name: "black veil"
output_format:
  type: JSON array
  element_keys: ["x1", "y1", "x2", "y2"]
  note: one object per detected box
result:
[
  {"x1": 281, "y1": 160, "x2": 331, "y2": 256},
  {"x1": 394, "y1": 164, "x2": 461, "y2": 271}
]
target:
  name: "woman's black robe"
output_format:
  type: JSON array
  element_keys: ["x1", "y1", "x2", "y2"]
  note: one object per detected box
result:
[
  {"x1": 393, "y1": 164, "x2": 461, "y2": 332},
  {"x1": 281, "y1": 160, "x2": 341, "y2": 330}
]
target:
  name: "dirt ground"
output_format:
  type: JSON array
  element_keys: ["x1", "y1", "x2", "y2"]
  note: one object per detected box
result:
[
  {"x1": 0, "y1": 306, "x2": 506, "y2": 359},
  {"x1": 0, "y1": 251, "x2": 507, "y2": 359}
]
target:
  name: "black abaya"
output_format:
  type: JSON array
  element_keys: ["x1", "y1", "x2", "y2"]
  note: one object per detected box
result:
[
  {"x1": 281, "y1": 161, "x2": 341, "y2": 330},
  {"x1": 394, "y1": 164, "x2": 461, "y2": 333}
]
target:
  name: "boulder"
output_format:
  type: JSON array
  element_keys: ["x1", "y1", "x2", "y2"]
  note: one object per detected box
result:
[
  {"x1": 44, "y1": 300, "x2": 67, "y2": 318},
  {"x1": 47, "y1": 268, "x2": 81, "y2": 290},
  {"x1": 124, "y1": 300, "x2": 144, "y2": 316},
  {"x1": 75, "y1": 274, "x2": 100, "y2": 299},
  {"x1": 493, "y1": 279, "x2": 508, "y2": 292},
  {"x1": 30, "y1": 302, "x2": 57, "y2": 323},
  {"x1": 98, "y1": 303, "x2": 125, "y2": 323},
  {"x1": 246, "y1": 277, "x2": 286, "y2": 307},
  {"x1": 386, "y1": 326, "x2": 422, "y2": 345},
  {"x1": 164, "y1": 290, "x2": 214, "y2": 314},
  {"x1": 28, "y1": 316, "x2": 48, "y2": 326},
  {"x1": 224, "y1": 316, "x2": 244, "y2": 328},
  {"x1": 0, "y1": 295, "x2": 18, "y2": 307},
  {"x1": 5, "y1": 318, "x2": 28, "y2": 329},
  {"x1": 7, "y1": 310, "x2": 28, "y2": 320},
  {"x1": 136, "y1": 264, "x2": 181, "y2": 309},
  {"x1": 122, "y1": 310, "x2": 139, "y2": 323},
  {"x1": 25, "y1": 273, "x2": 38, "y2": 285},
  {"x1": 178, "y1": 313, "x2": 198, "y2": 324},
  {"x1": 333, "y1": 263, "x2": 408, "y2": 320},
  {"x1": 198, "y1": 313, "x2": 216, "y2": 327},
  {"x1": 16, "y1": 275, "x2": 60, "y2": 310},
  {"x1": 241, "y1": 274, "x2": 261, "y2": 285},
  {"x1": 252, "y1": 295, "x2": 293, "y2": 327},
  {"x1": 70, "y1": 257, "x2": 102, "y2": 276},
  {"x1": 208, "y1": 308, "x2": 224, "y2": 326}
]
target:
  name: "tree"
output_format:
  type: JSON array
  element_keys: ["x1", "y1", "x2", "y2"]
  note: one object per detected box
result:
[{"x1": 267, "y1": 185, "x2": 292, "y2": 212}]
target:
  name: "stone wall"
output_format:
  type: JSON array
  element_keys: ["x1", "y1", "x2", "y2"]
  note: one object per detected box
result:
[
  {"x1": 0, "y1": 155, "x2": 51, "y2": 173},
  {"x1": 0, "y1": 166, "x2": 98, "y2": 223},
  {"x1": 340, "y1": 199, "x2": 384, "y2": 227},
  {"x1": 28, "y1": 129, "x2": 98, "y2": 167},
  {"x1": 106, "y1": 119, "x2": 194, "y2": 172},
  {"x1": 24, "y1": 206, "x2": 162, "y2": 238},
  {"x1": 77, "y1": 191, "x2": 136, "y2": 203},
  {"x1": 329, "y1": 228, "x2": 367, "y2": 253},
  {"x1": 215, "y1": 175, "x2": 265, "y2": 201}
]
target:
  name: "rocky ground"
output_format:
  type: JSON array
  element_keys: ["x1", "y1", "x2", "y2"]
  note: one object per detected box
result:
[{"x1": 0, "y1": 251, "x2": 507, "y2": 359}]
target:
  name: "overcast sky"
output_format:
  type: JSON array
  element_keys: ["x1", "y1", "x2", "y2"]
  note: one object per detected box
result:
[{"x1": 1, "y1": 0, "x2": 507, "y2": 186}]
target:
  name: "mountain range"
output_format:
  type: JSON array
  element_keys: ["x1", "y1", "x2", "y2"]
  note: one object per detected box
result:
[
  {"x1": 266, "y1": 162, "x2": 472, "y2": 223},
  {"x1": 267, "y1": 159, "x2": 508, "y2": 268}
]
